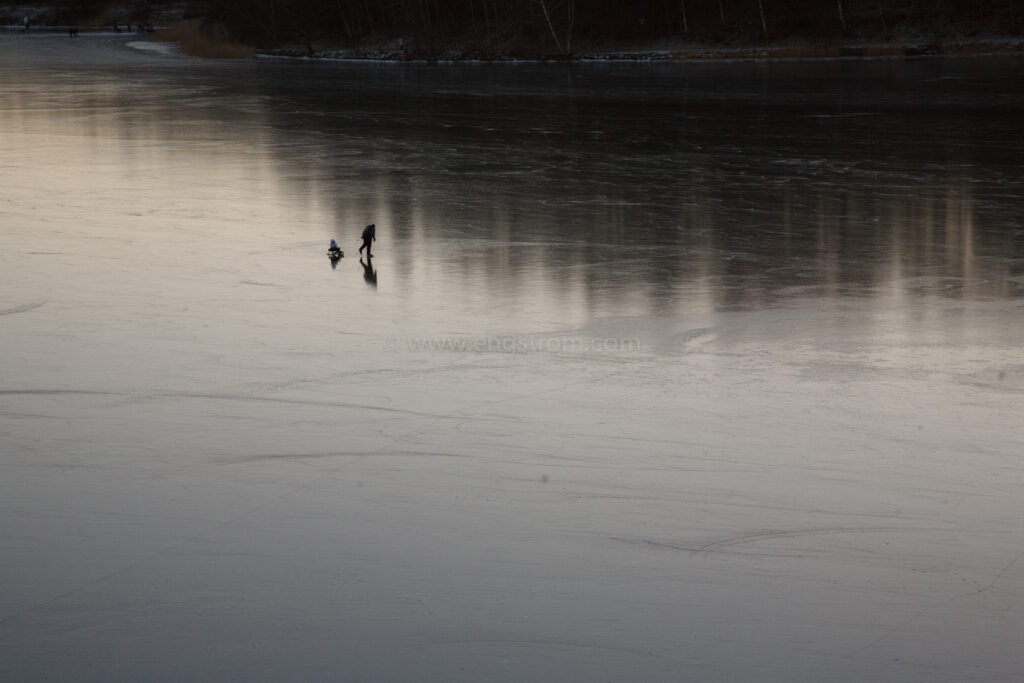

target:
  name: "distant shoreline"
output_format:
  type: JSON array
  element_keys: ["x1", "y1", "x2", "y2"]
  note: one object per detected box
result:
[
  {"x1": 261, "y1": 37, "x2": 1024, "y2": 63},
  {"x1": 6, "y1": 26, "x2": 1023, "y2": 63}
]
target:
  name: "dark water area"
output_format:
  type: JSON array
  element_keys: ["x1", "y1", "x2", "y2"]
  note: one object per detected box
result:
[
  {"x1": 3, "y1": 35, "x2": 1024, "y2": 683},
  {"x1": 251, "y1": 54, "x2": 1024, "y2": 314},
  {"x1": 5, "y1": 36, "x2": 1023, "y2": 323}
]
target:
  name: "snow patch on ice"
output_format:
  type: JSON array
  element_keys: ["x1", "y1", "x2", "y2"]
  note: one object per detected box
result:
[{"x1": 126, "y1": 40, "x2": 177, "y2": 56}]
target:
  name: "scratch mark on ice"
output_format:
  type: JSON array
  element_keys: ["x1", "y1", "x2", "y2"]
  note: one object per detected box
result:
[{"x1": 0, "y1": 299, "x2": 48, "y2": 316}]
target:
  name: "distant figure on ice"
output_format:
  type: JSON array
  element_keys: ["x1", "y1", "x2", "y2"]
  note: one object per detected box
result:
[
  {"x1": 358, "y1": 224, "x2": 375, "y2": 257},
  {"x1": 360, "y1": 255, "x2": 377, "y2": 288},
  {"x1": 327, "y1": 239, "x2": 343, "y2": 266}
]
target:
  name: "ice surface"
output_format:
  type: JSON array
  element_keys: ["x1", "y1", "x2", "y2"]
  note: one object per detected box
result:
[{"x1": 1, "y1": 35, "x2": 1023, "y2": 681}]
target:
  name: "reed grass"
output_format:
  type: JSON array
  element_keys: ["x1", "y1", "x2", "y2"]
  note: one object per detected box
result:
[{"x1": 153, "y1": 19, "x2": 255, "y2": 59}]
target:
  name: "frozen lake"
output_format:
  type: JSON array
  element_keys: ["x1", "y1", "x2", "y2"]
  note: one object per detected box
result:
[{"x1": 2, "y1": 33, "x2": 1023, "y2": 681}]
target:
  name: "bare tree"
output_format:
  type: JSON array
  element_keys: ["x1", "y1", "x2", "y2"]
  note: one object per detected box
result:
[
  {"x1": 566, "y1": 0, "x2": 574, "y2": 54},
  {"x1": 537, "y1": 0, "x2": 573, "y2": 55},
  {"x1": 837, "y1": 0, "x2": 846, "y2": 30},
  {"x1": 757, "y1": 0, "x2": 767, "y2": 37}
]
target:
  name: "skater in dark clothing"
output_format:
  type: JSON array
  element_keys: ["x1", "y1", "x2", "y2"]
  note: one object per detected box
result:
[{"x1": 358, "y1": 223, "x2": 375, "y2": 257}]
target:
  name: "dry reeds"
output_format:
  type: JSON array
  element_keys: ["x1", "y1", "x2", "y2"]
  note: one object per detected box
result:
[{"x1": 154, "y1": 19, "x2": 255, "y2": 59}]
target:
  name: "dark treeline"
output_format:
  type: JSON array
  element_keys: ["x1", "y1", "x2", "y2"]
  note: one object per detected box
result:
[
  {"x1": 200, "y1": 0, "x2": 1021, "y2": 54},
  {"x1": 10, "y1": 1, "x2": 208, "y2": 28},
  {"x1": 14, "y1": 1, "x2": 1020, "y2": 54}
]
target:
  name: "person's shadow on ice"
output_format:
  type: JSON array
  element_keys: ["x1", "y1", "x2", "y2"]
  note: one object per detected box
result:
[{"x1": 360, "y1": 256, "x2": 377, "y2": 288}]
